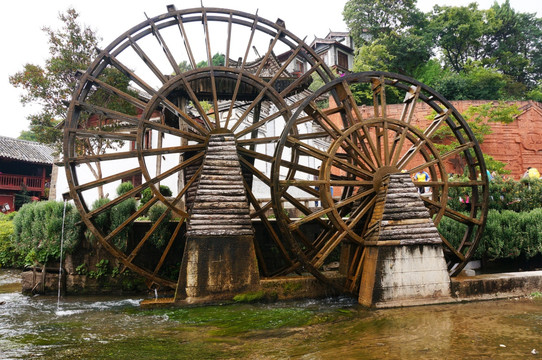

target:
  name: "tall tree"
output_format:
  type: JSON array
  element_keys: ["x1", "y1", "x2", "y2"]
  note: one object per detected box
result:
[
  {"x1": 9, "y1": 8, "x2": 99, "y2": 146},
  {"x1": 10, "y1": 8, "x2": 136, "y2": 198},
  {"x1": 429, "y1": 3, "x2": 485, "y2": 73},
  {"x1": 482, "y1": 0, "x2": 542, "y2": 85},
  {"x1": 343, "y1": 0, "x2": 420, "y2": 47}
]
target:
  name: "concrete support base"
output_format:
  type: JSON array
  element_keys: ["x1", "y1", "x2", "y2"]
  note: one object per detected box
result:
[
  {"x1": 358, "y1": 173, "x2": 452, "y2": 308},
  {"x1": 359, "y1": 244, "x2": 452, "y2": 307},
  {"x1": 175, "y1": 235, "x2": 260, "y2": 302}
]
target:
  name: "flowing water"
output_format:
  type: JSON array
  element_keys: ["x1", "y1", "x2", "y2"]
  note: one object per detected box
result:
[{"x1": 1, "y1": 268, "x2": 541, "y2": 359}]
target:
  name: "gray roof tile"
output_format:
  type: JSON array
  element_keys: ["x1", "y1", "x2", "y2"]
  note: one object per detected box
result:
[{"x1": 0, "y1": 136, "x2": 54, "y2": 165}]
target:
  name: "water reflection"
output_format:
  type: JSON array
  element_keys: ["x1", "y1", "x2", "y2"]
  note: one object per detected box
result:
[{"x1": 1, "y1": 269, "x2": 541, "y2": 359}]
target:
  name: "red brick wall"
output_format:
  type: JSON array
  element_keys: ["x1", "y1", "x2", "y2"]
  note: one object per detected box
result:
[{"x1": 351, "y1": 100, "x2": 542, "y2": 180}]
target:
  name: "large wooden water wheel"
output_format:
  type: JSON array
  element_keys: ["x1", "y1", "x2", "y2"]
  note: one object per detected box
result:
[
  {"x1": 63, "y1": 6, "x2": 336, "y2": 288},
  {"x1": 271, "y1": 72, "x2": 489, "y2": 293}
]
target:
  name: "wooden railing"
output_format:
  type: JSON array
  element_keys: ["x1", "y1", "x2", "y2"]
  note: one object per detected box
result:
[{"x1": 0, "y1": 174, "x2": 49, "y2": 194}]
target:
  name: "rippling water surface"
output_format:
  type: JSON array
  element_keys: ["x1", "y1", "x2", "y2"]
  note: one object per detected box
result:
[{"x1": 1, "y1": 269, "x2": 541, "y2": 359}]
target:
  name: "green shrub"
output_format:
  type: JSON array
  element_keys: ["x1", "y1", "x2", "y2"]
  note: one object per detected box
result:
[
  {"x1": 12, "y1": 201, "x2": 82, "y2": 266},
  {"x1": 140, "y1": 185, "x2": 173, "y2": 207},
  {"x1": 116, "y1": 181, "x2": 134, "y2": 196},
  {"x1": 110, "y1": 198, "x2": 137, "y2": 251},
  {"x1": 0, "y1": 212, "x2": 23, "y2": 268},
  {"x1": 147, "y1": 203, "x2": 173, "y2": 248},
  {"x1": 86, "y1": 198, "x2": 111, "y2": 244},
  {"x1": 439, "y1": 208, "x2": 542, "y2": 262}
]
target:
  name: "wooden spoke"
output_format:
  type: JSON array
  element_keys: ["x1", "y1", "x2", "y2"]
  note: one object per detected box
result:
[
  {"x1": 105, "y1": 52, "x2": 157, "y2": 96},
  {"x1": 124, "y1": 168, "x2": 200, "y2": 265},
  {"x1": 87, "y1": 154, "x2": 202, "y2": 218},
  {"x1": 439, "y1": 234, "x2": 466, "y2": 262},
  {"x1": 285, "y1": 136, "x2": 373, "y2": 179},
  {"x1": 340, "y1": 85, "x2": 383, "y2": 168},
  {"x1": 127, "y1": 35, "x2": 168, "y2": 84},
  {"x1": 225, "y1": 12, "x2": 232, "y2": 67},
  {"x1": 237, "y1": 136, "x2": 280, "y2": 146},
  {"x1": 346, "y1": 245, "x2": 366, "y2": 293},
  {"x1": 238, "y1": 147, "x2": 319, "y2": 178},
  {"x1": 75, "y1": 101, "x2": 139, "y2": 125},
  {"x1": 74, "y1": 167, "x2": 142, "y2": 193},
  {"x1": 87, "y1": 75, "x2": 147, "y2": 110},
  {"x1": 69, "y1": 129, "x2": 136, "y2": 141},
  {"x1": 288, "y1": 188, "x2": 374, "y2": 231},
  {"x1": 235, "y1": 106, "x2": 288, "y2": 138},
  {"x1": 423, "y1": 108, "x2": 452, "y2": 138},
  {"x1": 147, "y1": 17, "x2": 182, "y2": 75},
  {"x1": 421, "y1": 197, "x2": 482, "y2": 226},
  {"x1": 279, "y1": 179, "x2": 372, "y2": 188},
  {"x1": 224, "y1": 16, "x2": 262, "y2": 129},
  {"x1": 152, "y1": 220, "x2": 184, "y2": 277},
  {"x1": 371, "y1": 76, "x2": 389, "y2": 164},
  {"x1": 201, "y1": 9, "x2": 219, "y2": 127},
  {"x1": 255, "y1": 31, "x2": 282, "y2": 77},
  {"x1": 141, "y1": 119, "x2": 207, "y2": 142},
  {"x1": 173, "y1": 12, "x2": 197, "y2": 69},
  {"x1": 278, "y1": 59, "x2": 324, "y2": 98},
  {"x1": 408, "y1": 142, "x2": 475, "y2": 174},
  {"x1": 103, "y1": 196, "x2": 159, "y2": 244},
  {"x1": 159, "y1": 96, "x2": 210, "y2": 136},
  {"x1": 306, "y1": 102, "x2": 377, "y2": 172},
  {"x1": 68, "y1": 143, "x2": 205, "y2": 165},
  {"x1": 242, "y1": 178, "x2": 295, "y2": 271}
]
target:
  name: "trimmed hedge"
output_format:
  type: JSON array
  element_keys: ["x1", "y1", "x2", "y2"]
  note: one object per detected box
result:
[
  {"x1": 439, "y1": 208, "x2": 542, "y2": 262},
  {"x1": 11, "y1": 201, "x2": 82, "y2": 266}
]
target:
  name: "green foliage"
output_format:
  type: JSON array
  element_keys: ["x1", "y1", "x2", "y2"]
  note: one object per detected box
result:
[
  {"x1": 343, "y1": 0, "x2": 421, "y2": 46},
  {"x1": 196, "y1": 53, "x2": 225, "y2": 68},
  {"x1": 147, "y1": 204, "x2": 173, "y2": 249},
  {"x1": 0, "y1": 212, "x2": 23, "y2": 268},
  {"x1": 447, "y1": 175, "x2": 542, "y2": 214},
  {"x1": 11, "y1": 201, "x2": 82, "y2": 266},
  {"x1": 232, "y1": 290, "x2": 279, "y2": 303},
  {"x1": 116, "y1": 181, "x2": 134, "y2": 196},
  {"x1": 429, "y1": 3, "x2": 484, "y2": 73},
  {"x1": 88, "y1": 192, "x2": 136, "y2": 252},
  {"x1": 431, "y1": 102, "x2": 520, "y2": 160},
  {"x1": 87, "y1": 198, "x2": 111, "y2": 243},
  {"x1": 9, "y1": 8, "x2": 99, "y2": 148},
  {"x1": 140, "y1": 185, "x2": 173, "y2": 207},
  {"x1": 17, "y1": 130, "x2": 39, "y2": 142},
  {"x1": 487, "y1": 176, "x2": 542, "y2": 213},
  {"x1": 14, "y1": 184, "x2": 33, "y2": 210},
  {"x1": 344, "y1": 0, "x2": 542, "y2": 99},
  {"x1": 438, "y1": 208, "x2": 542, "y2": 262},
  {"x1": 526, "y1": 82, "x2": 542, "y2": 102},
  {"x1": 88, "y1": 259, "x2": 110, "y2": 280},
  {"x1": 110, "y1": 198, "x2": 137, "y2": 251}
]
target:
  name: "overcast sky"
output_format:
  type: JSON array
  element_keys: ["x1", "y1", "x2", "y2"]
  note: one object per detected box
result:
[{"x1": 1, "y1": 0, "x2": 541, "y2": 139}]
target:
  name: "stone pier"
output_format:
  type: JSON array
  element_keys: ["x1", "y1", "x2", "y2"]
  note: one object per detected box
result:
[
  {"x1": 358, "y1": 173, "x2": 452, "y2": 307},
  {"x1": 175, "y1": 130, "x2": 260, "y2": 303}
]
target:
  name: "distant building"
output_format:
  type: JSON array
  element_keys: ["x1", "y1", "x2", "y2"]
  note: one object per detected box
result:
[
  {"x1": 309, "y1": 31, "x2": 355, "y2": 74},
  {"x1": 0, "y1": 136, "x2": 54, "y2": 212},
  {"x1": 277, "y1": 30, "x2": 355, "y2": 76}
]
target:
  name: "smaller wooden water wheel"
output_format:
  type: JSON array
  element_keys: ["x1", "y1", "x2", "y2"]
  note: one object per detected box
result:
[{"x1": 271, "y1": 71, "x2": 489, "y2": 293}]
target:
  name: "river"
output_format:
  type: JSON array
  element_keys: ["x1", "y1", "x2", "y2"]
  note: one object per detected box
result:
[{"x1": 1, "y1": 269, "x2": 541, "y2": 359}]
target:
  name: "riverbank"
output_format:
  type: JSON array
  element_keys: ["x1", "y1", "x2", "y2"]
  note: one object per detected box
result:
[{"x1": 1, "y1": 268, "x2": 541, "y2": 359}]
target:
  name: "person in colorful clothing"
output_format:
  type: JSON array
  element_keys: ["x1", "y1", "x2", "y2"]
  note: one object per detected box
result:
[
  {"x1": 414, "y1": 170, "x2": 430, "y2": 194},
  {"x1": 523, "y1": 167, "x2": 540, "y2": 180}
]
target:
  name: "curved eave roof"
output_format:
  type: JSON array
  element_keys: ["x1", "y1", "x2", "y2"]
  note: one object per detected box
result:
[{"x1": 0, "y1": 136, "x2": 54, "y2": 165}]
